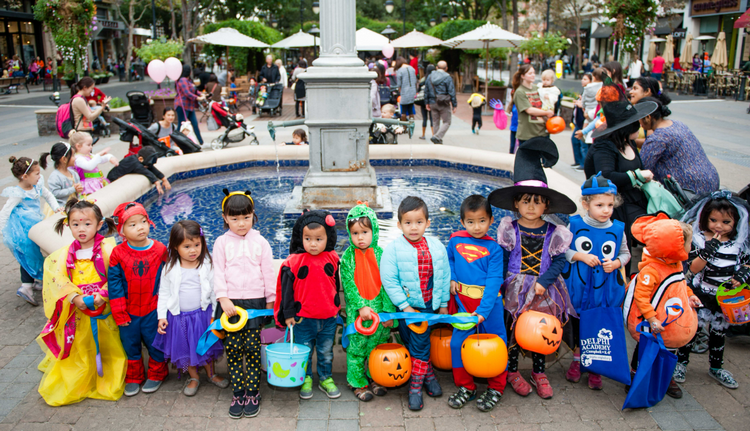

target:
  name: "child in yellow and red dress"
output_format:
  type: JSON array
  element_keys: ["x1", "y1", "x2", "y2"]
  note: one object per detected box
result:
[
  {"x1": 108, "y1": 202, "x2": 169, "y2": 397},
  {"x1": 37, "y1": 198, "x2": 127, "y2": 406}
]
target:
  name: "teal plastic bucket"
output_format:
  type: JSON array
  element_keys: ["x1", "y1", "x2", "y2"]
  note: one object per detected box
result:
[{"x1": 265, "y1": 326, "x2": 310, "y2": 387}]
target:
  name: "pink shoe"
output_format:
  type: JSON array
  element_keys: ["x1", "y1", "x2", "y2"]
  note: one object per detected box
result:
[
  {"x1": 566, "y1": 361, "x2": 581, "y2": 383},
  {"x1": 531, "y1": 372, "x2": 554, "y2": 399},
  {"x1": 588, "y1": 373, "x2": 603, "y2": 390},
  {"x1": 506, "y1": 371, "x2": 532, "y2": 397}
]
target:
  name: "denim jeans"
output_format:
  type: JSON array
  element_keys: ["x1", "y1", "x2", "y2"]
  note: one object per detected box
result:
[
  {"x1": 20, "y1": 266, "x2": 33, "y2": 284},
  {"x1": 397, "y1": 306, "x2": 436, "y2": 361},
  {"x1": 176, "y1": 108, "x2": 204, "y2": 145},
  {"x1": 571, "y1": 126, "x2": 584, "y2": 166},
  {"x1": 294, "y1": 317, "x2": 337, "y2": 380}
]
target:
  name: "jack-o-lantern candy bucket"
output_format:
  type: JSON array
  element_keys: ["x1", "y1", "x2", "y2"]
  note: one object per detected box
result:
[
  {"x1": 461, "y1": 334, "x2": 508, "y2": 378},
  {"x1": 368, "y1": 343, "x2": 412, "y2": 387},
  {"x1": 515, "y1": 310, "x2": 563, "y2": 355},
  {"x1": 429, "y1": 328, "x2": 452, "y2": 370}
]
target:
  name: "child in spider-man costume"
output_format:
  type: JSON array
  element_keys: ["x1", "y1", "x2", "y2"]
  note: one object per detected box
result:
[{"x1": 108, "y1": 202, "x2": 169, "y2": 397}]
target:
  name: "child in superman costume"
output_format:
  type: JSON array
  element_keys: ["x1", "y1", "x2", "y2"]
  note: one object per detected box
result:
[
  {"x1": 341, "y1": 203, "x2": 397, "y2": 402},
  {"x1": 446, "y1": 195, "x2": 507, "y2": 412},
  {"x1": 108, "y1": 202, "x2": 169, "y2": 396}
]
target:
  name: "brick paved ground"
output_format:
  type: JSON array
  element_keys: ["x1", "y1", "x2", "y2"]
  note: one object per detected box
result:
[{"x1": 0, "y1": 89, "x2": 748, "y2": 430}]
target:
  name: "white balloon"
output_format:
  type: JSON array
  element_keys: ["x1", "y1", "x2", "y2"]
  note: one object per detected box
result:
[
  {"x1": 382, "y1": 44, "x2": 394, "y2": 59},
  {"x1": 147, "y1": 60, "x2": 166, "y2": 84},
  {"x1": 164, "y1": 57, "x2": 183, "y2": 81}
]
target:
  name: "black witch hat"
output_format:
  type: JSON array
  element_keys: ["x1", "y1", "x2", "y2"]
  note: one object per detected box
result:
[
  {"x1": 488, "y1": 137, "x2": 577, "y2": 214},
  {"x1": 591, "y1": 78, "x2": 657, "y2": 139}
]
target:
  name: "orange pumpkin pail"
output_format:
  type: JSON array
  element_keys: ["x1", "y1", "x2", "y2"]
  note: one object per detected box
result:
[
  {"x1": 429, "y1": 328, "x2": 452, "y2": 370},
  {"x1": 461, "y1": 334, "x2": 508, "y2": 378},
  {"x1": 515, "y1": 310, "x2": 562, "y2": 355},
  {"x1": 546, "y1": 116, "x2": 565, "y2": 134},
  {"x1": 368, "y1": 343, "x2": 412, "y2": 387}
]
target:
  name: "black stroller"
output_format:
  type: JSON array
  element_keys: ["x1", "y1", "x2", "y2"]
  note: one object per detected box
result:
[
  {"x1": 255, "y1": 83, "x2": 283, "y2": 117},
  {"x1": 207, "y1": 101, "x2": 259, "y2": 150},
  {"x1": 126, "y1": 91, "x2": 154, "y2": 126},
  {"x1": 112, "y1": 117, "x2": 179, "y2": 159}
]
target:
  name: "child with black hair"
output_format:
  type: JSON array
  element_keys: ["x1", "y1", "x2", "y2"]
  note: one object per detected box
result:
[
  {"x1": 275, "y1": 210, "x2": 342, "y2": 401},
  {"x1": 213, "y1": 190, "x2": 275, "y2": 418},
  {"x1": 467, "y1": 93, "x2": 485, "y2": 134},
  {"x1": 446, "y1": 195, "x2": 507, "y2": 412},
  {"x1": 106, "y1": 147, "x2": 172, "y2": 195},
  {"x1": 488, "y1": 138, "x2": 577, "y2": 400},
  {"x1": 154, "y1": 220, "x2": 229, "y2": 397},
  {"x1": 381, "y1": 196, "x2": 450, "y2": 411},
  {"x1": 675, "y1": 191, "x2": 750, "y2": 389},
  {"x1": 1, "y1": 156, "x2": 61, "y2": 305},
  {"x1": 37, "y1": 198, "x2": 126, "y2": 405},
  {"x1": 285, "y1": 128, "x2": 309, "y2": 145},
  {"x1": 41, "y1": 142, "x2": 82, "y2": 206}
]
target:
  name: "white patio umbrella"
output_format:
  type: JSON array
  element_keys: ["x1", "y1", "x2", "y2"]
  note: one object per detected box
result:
[
  {"x1": 189, "y1": 27, "x2": 270, "y2": 64},
  {"x1": 663, "y1": 35, "x2": 675, "y2": 66},
  {"x1": 272, "y1": 30, "x2": 317, "y2": 49},
  {"x1": 680, "y1": 33, "x2": 694, "y2": 70},
  {"x1": 356, "y1": 28, "x2": 391, "y2": 51},
  {"x1": 391, "y1": 30, "x2": 443, "y2": 48},
  {"x1": 710, "y1": 32, "x2": 727, "y2": 72},
  {"x1": 442, "y1": 22, "x2": 525, "y2": 111}
]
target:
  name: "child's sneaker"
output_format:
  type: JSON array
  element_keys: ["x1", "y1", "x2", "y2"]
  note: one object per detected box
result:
[
  {"x1": 243, "y1": 393, "x2": 260, "y2": 417},
  {"x1": 566, "y1": 360, "x2": 581, "y2": 383},
  {"x1": 123, "y1": 383, "x2": 140, "y2": 397},
  {"x1": 507, "y1": 371, "x2": 532, "y2": 397},
  {"x1": 476, "y1": 388, "x2": 502, "y2": 412},
  {"x1": 666, "y1": 379, "x2": 683, "y2": 399},
  {"x1": 142, "y1": 379, "x2": 163, "y2": 393},
  {"x1": 318, "y1": 377, "x2": 341, "y2": 399},
  {"x1": 708, "y1": 368, "x2": 738, "y2": 389},
  {"x1": 587, "y1": 373, "x2": 603, "y2": 390},
  {"x1": 447, "y1": 387, "x2": 476, "y2": 409},
  {"x1": 228, "y1": 394, "x2": 245, "y2": 419},
  {"x1": 32, "y1": 280, "x2": 43, "y2": 291},
  {"x1": 673, "y1": 363, "x2": 687, "y2": 383},
  {"x1": 16, "y1": 285, "x2": 37, "y2": 306},
  {"x1": 531, "y1": 372, "x2": 553, "y2": 399},
  {"x1": 300, "y1": 376, "x2": 314, "y2": 399},
  {"x1": 423, "y1": 375, "x2": 442, "y2": 397}
]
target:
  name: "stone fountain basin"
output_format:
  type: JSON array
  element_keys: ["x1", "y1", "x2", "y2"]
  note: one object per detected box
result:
[{"x1": 29, "y1": 145, "x2": 582, "y2": 262}]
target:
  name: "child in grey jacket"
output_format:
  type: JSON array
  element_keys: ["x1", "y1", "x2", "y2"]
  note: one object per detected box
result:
[{"x1": 40, "y1": 142, "x2": 82, "y2": 206}]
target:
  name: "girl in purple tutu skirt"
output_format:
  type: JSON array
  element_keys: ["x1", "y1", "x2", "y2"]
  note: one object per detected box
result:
[{"x1": 154, "y1": 220, "x2": 229, "y2": 396}]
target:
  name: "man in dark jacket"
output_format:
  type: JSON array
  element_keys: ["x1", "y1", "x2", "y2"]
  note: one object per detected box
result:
[
  {"x1": 424, "y1": 61, "x2": 457, "y2": 144},
  {"x1": 259, "y1": 55, "x2": 281, "y2": 84}
]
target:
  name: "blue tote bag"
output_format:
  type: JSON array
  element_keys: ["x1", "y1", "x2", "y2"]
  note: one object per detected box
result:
[
  {"x1": 622, "y1": 321, "x2": 678, "y2": 410},
  {"x1": 579, "y1": 306, "x2": 632, "y2": 385}
]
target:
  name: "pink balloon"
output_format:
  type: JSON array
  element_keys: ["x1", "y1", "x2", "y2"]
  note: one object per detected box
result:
[
  {"x1": 164, "y1": 57, "x2": 183, "y2": 81},
  {"x1": 147, "y1": 60, "x2": 166, "y2": 84},
  {"x1": 382, "y1": 44, "x2": 394, "y2": 59}
]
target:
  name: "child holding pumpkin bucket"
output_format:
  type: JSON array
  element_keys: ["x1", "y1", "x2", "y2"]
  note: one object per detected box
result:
[
  {"x1": 341, "y1": 203, "x2": 398, "y2": 401},
  {"x1": 488, "y1": 137, "x2": 577, "y2": 400},
  {"x1": 446, "y1": 194, "x2": 507, "y2": 411},
  {"x1": 381, "y1": 196, "x2": 451, "y2": 411},
  {"x1": 562, "y1": 173, "x2": 630, "y2": 390}
]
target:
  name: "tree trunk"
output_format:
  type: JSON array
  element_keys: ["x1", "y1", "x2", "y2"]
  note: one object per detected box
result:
[
  {"x1": 500, "y1": 0, "x2": 508, "y2": 29},
  {"x1": 575, "y1": 15, "x2": 582, "y2": 78},
  {"x1": 168, "y1": 0, "x2": 177, "y2": 40},
  {"x1": 181, "y1": 0, "x2": 193, "y2": 68},
  {"x1": 510, "y1": 0, "x2": 519, "y2": 79},
  {"x1": 125, "y1": 1, "x2": 135, "y2": 82}
]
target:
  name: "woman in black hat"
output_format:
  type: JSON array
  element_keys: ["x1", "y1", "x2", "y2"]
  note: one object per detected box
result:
[{"x1": 583, "y1": 81, "x2": 658, "y2": 268}]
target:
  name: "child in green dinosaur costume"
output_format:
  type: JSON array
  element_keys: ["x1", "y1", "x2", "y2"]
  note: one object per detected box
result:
[{"x1": 341, "y1": 203, "x2": 397, "y2": 402}]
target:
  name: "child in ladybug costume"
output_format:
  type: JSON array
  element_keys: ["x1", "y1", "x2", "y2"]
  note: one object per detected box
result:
[
  {"x1": 108, "y1": 202, "x2": 169, "y2": 397},
  {"x1": 341, "y1": 203, "x2": 397, "y2": 402},
  {"x1": 275, "y1": 210, "x2": 341, "y2": 400}
]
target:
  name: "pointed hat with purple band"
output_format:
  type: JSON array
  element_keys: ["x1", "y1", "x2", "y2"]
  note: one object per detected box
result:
[{"x1": 488, "y1": 137, "x2": 577, "y2": 214}]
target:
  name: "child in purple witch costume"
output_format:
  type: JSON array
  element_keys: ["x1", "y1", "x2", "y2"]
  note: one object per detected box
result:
[{"x1": 488, "y1": 137, "x2": 577, "y2": 401}]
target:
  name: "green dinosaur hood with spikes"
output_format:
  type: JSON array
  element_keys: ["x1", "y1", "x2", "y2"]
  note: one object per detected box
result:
[{"x1": 345, "y1": 203, "x2": 380, "y2": 248}]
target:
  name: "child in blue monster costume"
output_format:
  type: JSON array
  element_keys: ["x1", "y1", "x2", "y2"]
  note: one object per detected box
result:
[
  {"x1": 446, "y1": 195, "x2": 506, "y2": 412},
  {"x1": 562, "y1": 172, "x2": 630, "y2": 390}
]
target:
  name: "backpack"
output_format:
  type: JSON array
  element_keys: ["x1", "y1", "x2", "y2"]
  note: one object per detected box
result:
[
  {"x1": 56, "y1": 95, "x2": 83, "y2": 138},
  {"x1": 378, "y1": 85, "x2": 392, "y2": 105}
]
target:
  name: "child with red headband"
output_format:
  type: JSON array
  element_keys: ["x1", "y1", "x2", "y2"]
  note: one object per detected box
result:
[{"x1": 108, "y1": 201, "x2": 169, "y2": 397}]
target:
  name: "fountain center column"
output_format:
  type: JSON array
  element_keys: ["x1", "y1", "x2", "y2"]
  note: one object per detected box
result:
[{"x1": 291, "y1": 0, "x2": 388, "y2": 211}]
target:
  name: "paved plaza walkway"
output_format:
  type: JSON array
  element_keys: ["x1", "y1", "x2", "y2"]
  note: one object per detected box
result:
[{"x1": 0, "y1": 86, "x2": 748, "y2": 430}]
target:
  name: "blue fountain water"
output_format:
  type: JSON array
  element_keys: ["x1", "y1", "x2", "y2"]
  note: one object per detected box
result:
[{"x1": 143, "y1": 165, "x2": 520, "y2": 259}]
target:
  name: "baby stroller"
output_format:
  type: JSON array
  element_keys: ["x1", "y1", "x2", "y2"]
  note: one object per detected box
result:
[
  {"x1": 207, "y1": 101, "x2": 259, "y2": 150},
  {"x1": 126, "y1": 91, "x2": 153, "y2": 126},
  {"x1": 255, "y1": 83, "x2": 283, "y2": 117},
  {"x1": 112, "y1": 117, "x2": 179, "y2": 159}
]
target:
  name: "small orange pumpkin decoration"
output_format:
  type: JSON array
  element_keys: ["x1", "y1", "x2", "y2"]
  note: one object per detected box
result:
[
  {"x1": 429, "y1": 328, "x2": 452, "y2": 370},
  {"x1": 368, "y1": 343, "x2": 412, "y2": 387},
  {"x1": 515, "y1": 310, "x2": 562, "y2": 355},
  {"x1": 546, "y1": 116, "x2": 566, "y2": 134},
  {"x1": 461, "y1": 334, "x2": 508, "y2": 378}
]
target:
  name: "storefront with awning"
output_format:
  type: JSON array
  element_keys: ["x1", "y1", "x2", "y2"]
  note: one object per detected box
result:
[{"x1": 687, "y1": 0, "x2": 748, "y2": 68}]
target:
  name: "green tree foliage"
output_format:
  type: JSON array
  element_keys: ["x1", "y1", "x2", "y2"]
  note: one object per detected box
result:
[
  {"x1": 135, "y1": 39, "x2": 185, "y2": 63},
  {"x1": 518, "y1": 31, "x2": 569, "y2": 58},
  {"x1": 425, "y1": 19, "x2": 486, "y2": 40},
  {"x1": 597, "y1": 0, "x2": 659, "y2": 53},
  {"x1": 201, "y1": 20, "x2": 283, "y2": 75},
  {"x1": 33, "y1": 0, "x2": 97, "y2": 75}
]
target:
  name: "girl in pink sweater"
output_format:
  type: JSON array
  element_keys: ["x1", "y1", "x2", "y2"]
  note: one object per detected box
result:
[{"x1": 212, "y1": 189, "x2": 275, "y2": 419}]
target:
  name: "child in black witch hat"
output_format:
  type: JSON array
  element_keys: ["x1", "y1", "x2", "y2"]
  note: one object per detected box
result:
[{"x1": 488, "y1": 137, "x2": 578, "y2": 400}]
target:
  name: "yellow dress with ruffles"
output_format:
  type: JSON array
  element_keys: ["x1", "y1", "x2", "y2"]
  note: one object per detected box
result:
[{"x1": 36, "y1": 238, "x2": 127, "y2": 406}]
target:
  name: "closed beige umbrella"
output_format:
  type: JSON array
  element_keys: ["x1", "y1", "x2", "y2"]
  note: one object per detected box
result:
[
  {"x1": 647, "y1": 41, "x2": 657, "y2": 69},
  {"x1": 710, "y1": 32, "x2": 728, "y2": 72},
  {"x1": 680, "y1": 33, "x2": 694, "y2": 70},
  {"x1": 663, "y1": 35, "x2": 675, "y2": 66}
]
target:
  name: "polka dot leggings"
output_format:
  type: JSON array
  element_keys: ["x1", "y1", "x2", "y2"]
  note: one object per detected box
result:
[
  {"x1": 507, "y1": 345, "x2": 546, "y2": 374},
  {"x1": 223, "y1": 327, "x2": 262, "y2": 396}
]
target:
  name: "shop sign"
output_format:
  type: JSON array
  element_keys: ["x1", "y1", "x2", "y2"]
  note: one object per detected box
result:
[
  {"x1": 672, "y1": 28, "x2": 687, "y2": 38},
  {"x1": 690, "y1": 0, "x2": 741, "y2": 16},
  {"x1": 99, "y1": 20, "x2": 125, "y2": 30}
]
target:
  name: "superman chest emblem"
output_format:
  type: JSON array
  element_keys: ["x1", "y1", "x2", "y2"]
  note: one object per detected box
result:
[{"x1": 456, "y1": 244, "x2": 490, "y2": 263}]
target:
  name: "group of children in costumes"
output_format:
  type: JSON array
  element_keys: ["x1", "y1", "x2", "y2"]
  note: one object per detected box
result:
[{"x1": 3, "y1": 132, "x2": 749, "y2": 417}]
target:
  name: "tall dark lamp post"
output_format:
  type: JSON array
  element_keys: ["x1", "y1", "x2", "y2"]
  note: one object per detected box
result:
[
  {"x1": 301, "y1": 1, "x2": 321, "y2": 29},
  {"x1": 309, "y1": 24, "x2": 320, "y2": 58},
  {"x1": 151, "y1": 0, "x2": 157, "y2": 39},
  {"x1": 385, "y1": 0, "x2": 407, "y2": 36},
  {"x1": 545, "y1": 0, "x2": 551, "y2": 33}
]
